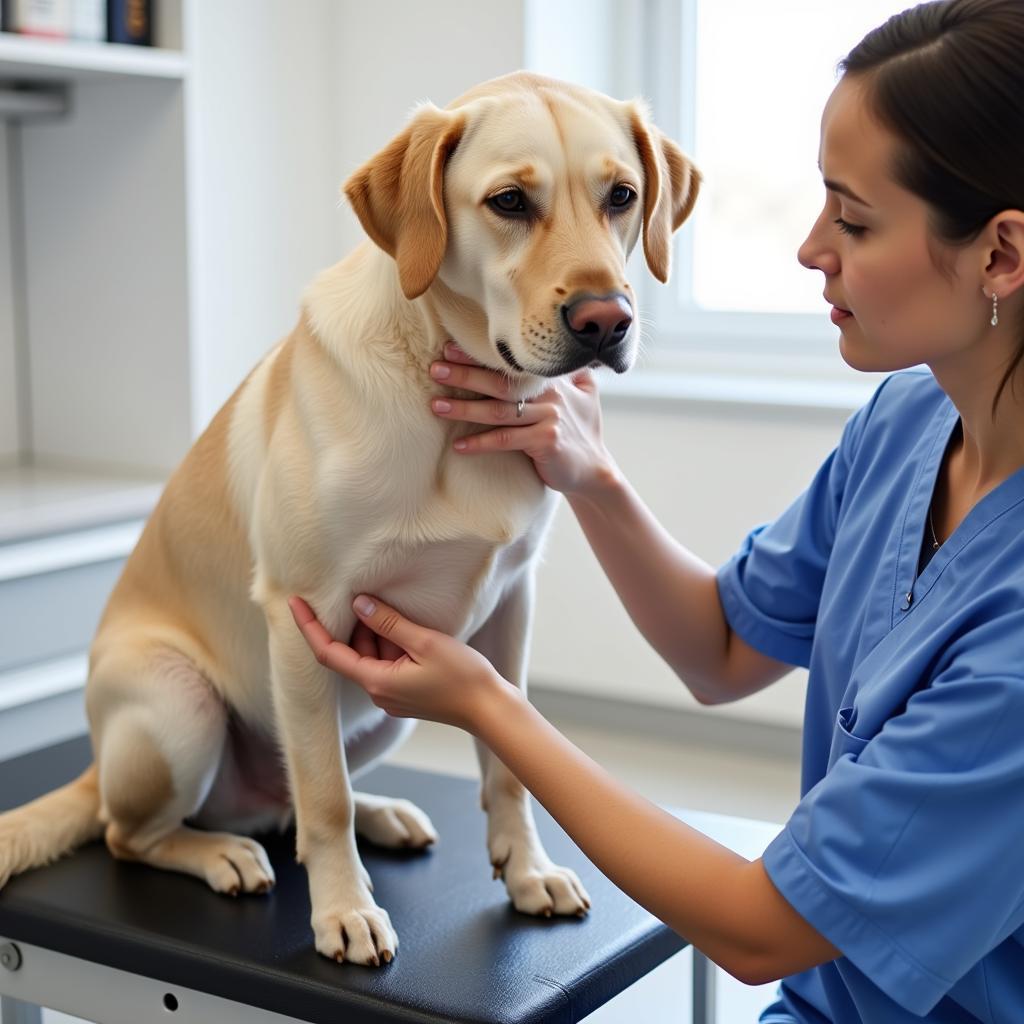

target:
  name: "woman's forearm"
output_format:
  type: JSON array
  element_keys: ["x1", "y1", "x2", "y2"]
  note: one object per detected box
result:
[{"x1": 474, "y1": 684, "x2": 839, "y2": 984}]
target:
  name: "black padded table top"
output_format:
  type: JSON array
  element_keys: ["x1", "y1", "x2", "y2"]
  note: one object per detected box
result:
[{"x1": 0, "y1": 735, "x2": 687, "y2": 1023}]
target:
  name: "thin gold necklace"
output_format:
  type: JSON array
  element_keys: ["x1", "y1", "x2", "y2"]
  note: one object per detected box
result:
[{"x1": 928, "y1": 504, "x2": 941, "y2": 550}]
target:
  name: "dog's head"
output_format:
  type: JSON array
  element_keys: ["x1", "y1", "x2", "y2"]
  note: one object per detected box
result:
[{"x1": 344, "y1": 72, "x2": 700, "y2": 378}]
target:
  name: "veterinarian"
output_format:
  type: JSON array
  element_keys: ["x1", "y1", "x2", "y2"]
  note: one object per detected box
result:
[{"x1": 289, "y1": 1, "x2": 1024, "y2": 1019}]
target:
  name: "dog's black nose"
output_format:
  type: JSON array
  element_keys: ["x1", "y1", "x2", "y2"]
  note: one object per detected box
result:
[{"x1": 561, "y1": 293, "x2": 633, "y2": 353}]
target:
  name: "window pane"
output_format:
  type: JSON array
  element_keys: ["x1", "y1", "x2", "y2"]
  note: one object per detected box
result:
[{"x1": 691, "y1": 0, "x2": 908, "y2": 314}]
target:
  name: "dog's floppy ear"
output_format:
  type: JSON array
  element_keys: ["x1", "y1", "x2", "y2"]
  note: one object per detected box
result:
[
  {"x1": 344, "y1": 103, "x2": 466, "y2": 299},
  {"x1": 629, "y1": 102, "x2": 701, "y2": 284}
]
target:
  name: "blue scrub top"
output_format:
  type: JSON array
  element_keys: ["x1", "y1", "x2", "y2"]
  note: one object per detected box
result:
[{"x1": 716, "y1": 369, "x2": 1024, "y2": 1023}]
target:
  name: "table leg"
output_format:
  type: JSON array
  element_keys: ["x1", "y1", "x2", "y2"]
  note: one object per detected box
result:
[
  {"x1": 691, "y1": 948, "x2": 716, "y2": 1024},
  {"x1": 1, "y1": 995, "x2": 44, "y2": 1024}
]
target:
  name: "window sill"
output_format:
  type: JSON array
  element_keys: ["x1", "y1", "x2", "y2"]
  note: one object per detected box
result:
[
  {"x1": 599, "y1": 343, "x2": 886, "y2": 417},
  {"x1": 600, "y1": 367, "x2": 878, "y2": 415}
]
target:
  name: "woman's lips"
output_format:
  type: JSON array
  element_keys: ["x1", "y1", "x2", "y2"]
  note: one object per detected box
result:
[{"x1": 830, "y1": 306, "x2": 853, "y2": 325}]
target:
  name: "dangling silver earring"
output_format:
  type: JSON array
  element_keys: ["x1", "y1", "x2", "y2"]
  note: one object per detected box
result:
[{"x1": 991, "y1": 291, "x2": 999, "y2": 327}]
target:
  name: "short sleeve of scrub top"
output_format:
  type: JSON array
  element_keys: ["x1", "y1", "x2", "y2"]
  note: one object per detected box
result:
[
  {"x1": 716, "y1": 369, "x2": 1024, "y2": 1024},
  {"x1": 715, "y1": 372, "x2": 884, "y2": 670}
]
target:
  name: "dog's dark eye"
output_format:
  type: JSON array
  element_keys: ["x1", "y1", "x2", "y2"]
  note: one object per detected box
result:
[
  {"x1": 609, "y1": 184, "x2": 636, "y2": 210},
  {"x1": 488, "y1": 189, "x2": 528, "y2": 216}
]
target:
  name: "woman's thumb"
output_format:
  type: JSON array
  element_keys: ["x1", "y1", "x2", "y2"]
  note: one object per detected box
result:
[{"x1": 352, "y1": 595, "x2": 423, "y2": 653}]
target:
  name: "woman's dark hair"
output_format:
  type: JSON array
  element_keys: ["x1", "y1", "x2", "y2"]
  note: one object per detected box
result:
[{"x1": 839, "y1": 0, "x2": 1024, "y2": 414}]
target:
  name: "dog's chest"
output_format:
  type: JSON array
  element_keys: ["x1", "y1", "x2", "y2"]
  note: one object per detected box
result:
[{"x1": 332, "y1": 450, "x2": 557, "y2": 638}]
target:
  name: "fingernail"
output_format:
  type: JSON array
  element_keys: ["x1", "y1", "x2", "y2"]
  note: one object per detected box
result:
[
  {"x1": 354, "y1": 595, "x2": 376, "y2": 616},
  {"x1": 430, "y1": 363, "x2": 450, "y2": 380},
  {"x1": 432, "y1": 399, "x2": 452, "y2": 413}
]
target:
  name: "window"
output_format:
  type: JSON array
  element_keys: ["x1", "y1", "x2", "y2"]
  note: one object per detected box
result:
[{"x1": 686, "y1": 0, "x2": 911, "y2": 316}]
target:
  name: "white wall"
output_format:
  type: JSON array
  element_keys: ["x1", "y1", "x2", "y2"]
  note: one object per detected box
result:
[
  {"x1": 329, "y1": 0, "x2": 526, "y2": 257},
  {"x1": 0, "y1": 124, "x2": 18, "y2": 464},
  {"x1": 185, "y1": 0, "x2": 343, "y2": 430}
]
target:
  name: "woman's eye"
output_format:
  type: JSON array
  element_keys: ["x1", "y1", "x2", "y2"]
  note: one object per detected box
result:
[
  {"x1": 834, "y1": 217, "x2": 866, "y2": 237},
  {"x1": 610, "y1": 184, "x2": 636, "y2": 209},
  {"x1": 488, "y1": 189, "x2": 528, "y2": 215}
]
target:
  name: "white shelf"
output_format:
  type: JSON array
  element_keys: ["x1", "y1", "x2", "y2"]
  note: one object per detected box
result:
[
  {"x1": 0, "y1": 652, "x2": 87, "y2": 713},
  {"x1": 0, "y1": 33, "x2": 186, "y2": 82},
  {"x1": 0, "y1": 465, "x2": 163, "y2": 545}
]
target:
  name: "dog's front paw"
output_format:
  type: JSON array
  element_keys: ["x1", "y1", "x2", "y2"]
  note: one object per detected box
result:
[
  {"x1": 491, "y1": 838, "x2": 591, "y2": 918},
  {"x1": 312, "y1": 900, "x2": 398, "y2": 966}
]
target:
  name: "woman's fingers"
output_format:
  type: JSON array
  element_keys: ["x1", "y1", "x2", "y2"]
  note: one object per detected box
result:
[
  {"x1": 289, "y1": 594, "x2": 424, "y2": 665},
  {"x1": 288, "y1": 596, "x2": 371, "y2": 679},
  {"x1": 351, "y1": 595, "x2": 435, "y2": 659},
  {"x1": 430, "y1": 359, "x2": 516, "y2": 401},
  {"x1": 378, "y1": 635, "x2": 406, "y2": 662},
  {"x1": 442, "y1": 340, "x2": 481, "y2": 365},
  {"x1": 569, "y1": 366, "x2": 597, "y2": 391},
  {"x1": 451, "y1": 425, "x2": 548, "y2": 455},
  {"x1": 350, "y1": 619, "x2": 380, "y2": 658},
  {"x1": 350, "y1": 621, "x2": 406, "y2": 662},
  {"x1": 431, "y1": 394, "x2": 541, "y2": 427}
]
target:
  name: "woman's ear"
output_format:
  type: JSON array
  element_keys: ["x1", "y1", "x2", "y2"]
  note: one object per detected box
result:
[
  {"x1": 629, "y1": 101, "x2": 701, "y2": 284},
  {"x1": 983, "y1": 210, "x2": 1024, "y2": 302},
  {"x1": 344, "y1": 104, "x2": 466, "y2": 299}
]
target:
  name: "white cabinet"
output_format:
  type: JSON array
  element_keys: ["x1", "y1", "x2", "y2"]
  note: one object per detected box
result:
[
  {"x1": 0, "y1": 0, "x2": 343, "y2": 505},
  {"x1": 1, "y1": 9, "x2": 189, "y2": 487}
]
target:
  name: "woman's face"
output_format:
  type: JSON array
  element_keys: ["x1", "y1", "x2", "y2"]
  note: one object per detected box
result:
[{"x1": 798, "y1": 75, "x2": 986, "y2": 374}]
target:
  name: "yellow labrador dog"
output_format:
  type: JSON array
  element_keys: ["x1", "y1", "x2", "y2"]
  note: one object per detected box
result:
[{"x1": 0, "y1": 72, "x2": 698, "y2": 965}]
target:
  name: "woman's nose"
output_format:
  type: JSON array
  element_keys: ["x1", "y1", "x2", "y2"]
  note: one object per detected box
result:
[{"x1": 797, "y1": 218, "x2": 839, "y2": 276}]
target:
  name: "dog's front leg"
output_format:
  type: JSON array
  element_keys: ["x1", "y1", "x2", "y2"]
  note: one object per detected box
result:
[
  {"x1": 469, "y1": 572, "x2": 591, "y2": 917},
  {"x1": 264, "y1": 597, "x2": 397, "y2": 965}
]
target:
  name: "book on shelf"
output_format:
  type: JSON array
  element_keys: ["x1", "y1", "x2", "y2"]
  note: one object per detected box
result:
[
  {"x1": 0, "y1": 0, "x2": 153, "y2": 44},
  {"x1": 107, "y1": 0, "x2": 151, "y2": 45},
  {"x1": 3, "y1": 0, "x2": 71, "y2": 38}
]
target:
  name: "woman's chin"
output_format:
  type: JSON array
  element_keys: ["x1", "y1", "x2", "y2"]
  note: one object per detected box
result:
[
  {"x1": 838, "y1": 334, "x2": 873, "y2": 372},
  {"x1": 839, "y1": 336, "x2": 919, "y2": 375}
]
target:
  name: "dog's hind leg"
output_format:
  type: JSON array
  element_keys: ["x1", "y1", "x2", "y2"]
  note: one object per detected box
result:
[
  {"x1": 353, "y1": 790, "x2": 438, "y2": 850},
  {"x1": 91, "y1": 647, "x2": 275, "y2": 895},
  {"x1": 347, "y1": 714, "x2": 438, "y2": 850}
]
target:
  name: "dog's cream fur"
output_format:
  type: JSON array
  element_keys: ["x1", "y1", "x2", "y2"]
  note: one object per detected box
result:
[{"x1": 0, "y1": 72, "x2": 699, "y2": 965}]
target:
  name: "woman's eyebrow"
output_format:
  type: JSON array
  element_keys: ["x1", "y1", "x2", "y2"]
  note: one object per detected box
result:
[
  {"x1": 823, "y1": 178, "x2": 872, "y2": 208},
  {"x1": 817, "y1": 162, "x2": 872, "y2": 207}
]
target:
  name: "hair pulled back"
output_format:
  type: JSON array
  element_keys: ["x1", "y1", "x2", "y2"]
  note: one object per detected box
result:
[{"x1": 840, "y1": 0, "x2": 1024, "y2": 409}]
